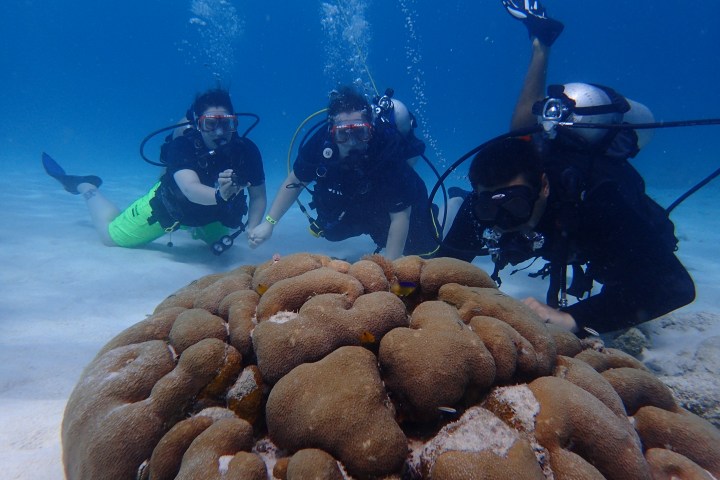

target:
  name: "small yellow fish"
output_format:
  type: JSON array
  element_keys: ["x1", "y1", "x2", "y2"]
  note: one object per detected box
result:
[
  {"x1": 359, "y1": 331, "x2": 376, "y2": 345},
  {"x1": 255, "y1": 283, "x2": 269, "y2": 295},
  {"x1": 390, "y1": 281, "x2": 417, "y2": 297}
]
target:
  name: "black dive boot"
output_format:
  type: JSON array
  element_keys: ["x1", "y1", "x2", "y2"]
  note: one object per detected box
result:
[{"x1": 502, "y1": 0, "x2": 564, "y2": 47}]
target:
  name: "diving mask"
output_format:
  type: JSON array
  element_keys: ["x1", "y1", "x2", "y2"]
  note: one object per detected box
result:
[
  {"x1": 331, "y1": 121, "x2": 373, "y2": 144},
  {"x1": 471, "y1": 184, "x2": 538, "y2": 230},
  {"x1": 534, "y1": 96, "x2": 571, "y2": 122},
  {"x1": 198, "y1": 114, "x2": 239, "y2": 133}
]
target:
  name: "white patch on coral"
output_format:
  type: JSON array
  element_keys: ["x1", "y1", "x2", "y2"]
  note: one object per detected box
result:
[
  {"x1": 228, "y1": 368, "x2": 258, "y2": 398},
  {"x1": 252, "y1": 437, "x2": 286, "y2": 479},
  {"x1": 136, "y1": 459, "x2": 149, "y2": 479},
  {"x1": 167, "y1": 343, "x2": 178, "y2": 361},
  {"x1": 403, "y1": 438, "x2": 426, "y2": 478},
  {"x1": 268, "y1": 311, "x2": 299, "y2": 324},
  {"x1": 489, "y1": 385, "x2": 540, "y2": 432},
  {"x1": 218, "y1": 454, "x2": 233, "y2": 473},
  {"x1": 420, "y1": 406, "x2": 520, "y2": 473},
  {"x1": 195, "y1": 407, "x2": 237, "y2": 421}
]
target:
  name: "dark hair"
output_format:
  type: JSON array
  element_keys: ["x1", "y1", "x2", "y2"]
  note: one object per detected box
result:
[
  {"x1": 469, "y1": 137, "x2": 542, "y2": 190},
  {"x1": 189, "y1": 88, "x2": 235, "y2": 122},
  {"x1": 327, "y1": 85, "x2": 371, "y2": 119}
]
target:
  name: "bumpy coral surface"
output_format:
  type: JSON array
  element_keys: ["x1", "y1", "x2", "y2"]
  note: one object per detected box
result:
[{"x1": 62, "y1": 253, "x2": 720, "y2": 479}]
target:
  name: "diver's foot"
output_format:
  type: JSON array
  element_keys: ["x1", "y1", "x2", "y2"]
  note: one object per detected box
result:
[
  {"x1": 525, "y1": 14, "x2": 564, "y2": 46},
  {"x1": 42, "y1": 152, "x2": 102, "y2": 194},
  {"x1": 502, "y1": 0, "x2": 564, "y2": 46}
]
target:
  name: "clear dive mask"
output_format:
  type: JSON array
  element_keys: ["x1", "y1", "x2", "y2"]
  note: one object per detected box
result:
[
  {"x1": 331, "y1": 121, "x2": 373, "y2": 144},
  {"x1": 198, "y1": 114, "x2": 239, "y2": 133},
  {"x1": 532, "y1": 95, "x2": 573, "y2": 139}
]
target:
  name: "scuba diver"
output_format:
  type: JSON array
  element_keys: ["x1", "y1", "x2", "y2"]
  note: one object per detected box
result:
[
  {"x1": 42, "y1": 88, "x2": 267, "y2": 251},
  {"x1": 247, "y1": 85, "x2": 437, "y2": 260},
  {"x1": 436, "y1": 0, "x2": 695, "y2": 335}
]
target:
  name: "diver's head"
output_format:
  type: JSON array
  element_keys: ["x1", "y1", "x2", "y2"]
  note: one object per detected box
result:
[
  {"x1": 189, "y1": 89, "x2": 237, "y2": 149},
  {"x1": 469, "y1": 137, "x2": 549, "y2": 232},
  {"x1": 534, "y1": 83, "x2": 627, "y2": 146},
  {"x1": 327, "y1": 86, "x2": 373, "y2": 157}
]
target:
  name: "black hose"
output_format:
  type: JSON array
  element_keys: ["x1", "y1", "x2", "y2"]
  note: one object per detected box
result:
[
  {"x1": 559, "y1": 118, "x2": 720, "y2": 130},
  {"x1": 559, "y1": 117, "x2": 720, "y2": 214}
]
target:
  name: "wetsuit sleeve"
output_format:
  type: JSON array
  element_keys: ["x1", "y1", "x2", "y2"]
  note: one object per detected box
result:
[
  {"x1": 379, "y1": 162, "x2": 420, "y2": 213},
  {"x1": 365, "y1": 128, "x2": 426, "y2": 213},
  {"x1": 563, "y1": 182, "x2": 695, "y2": 333},
  {"x1": 434, "y1": 194, "x2": 486, "y2": 262},
  {"x1": 161, "y1": 135, "x2": 197, "y2": 174},
  {"x1": 232, "y1": 138, "x2": 265, "y2": 186}
]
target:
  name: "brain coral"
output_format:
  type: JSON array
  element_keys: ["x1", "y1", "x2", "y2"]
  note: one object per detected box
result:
[{"x1": 62, "y1": 253, "x2": 720, "y2": 479}]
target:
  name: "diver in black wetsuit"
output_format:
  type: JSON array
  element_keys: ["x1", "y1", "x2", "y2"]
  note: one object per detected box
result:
[
  {"x1": 437, "y1": 137, "x2": 695, "y2": 335},
  {"x1": 248, "y1": 85, "x2": 437, "y2": 260},
  {"x1": 436, "y1": 1, "x2": 695, "y2": 335}
]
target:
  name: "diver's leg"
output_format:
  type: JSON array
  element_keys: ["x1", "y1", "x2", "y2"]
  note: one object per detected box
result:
[
  {"x1": 42, "y1": 152, "x2": 118, "y2": 245},
  {"x1": 78, "y1": 184, "x2": 120, "y2": 246}
]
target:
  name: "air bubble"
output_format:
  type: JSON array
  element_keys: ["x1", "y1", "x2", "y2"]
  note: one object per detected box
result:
[{"x1": 179, "y1": 0, "x2": 245, "y2": 81}]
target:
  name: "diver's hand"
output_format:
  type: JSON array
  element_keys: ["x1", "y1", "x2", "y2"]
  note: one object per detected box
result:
[
  {"x1": 217, "y1": 169, "x2": 249, "y2": 201},
  {"x1": 247, "y1": 221, "x2": 274, "y2": 249},
  {"x1": 501, "y1": 0, "x2": 564, "y2": 46},
  {"x1": 523, "y1": 297, "x2": 578, "y2": 332}
]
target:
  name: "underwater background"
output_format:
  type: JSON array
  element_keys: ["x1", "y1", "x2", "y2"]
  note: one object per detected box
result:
[
  {"x1": 2, "y1": 3, "x2": 720, "y2": 478},
  {"x1": 2, "y1": 0, "x2": 719, "y2": 197}
]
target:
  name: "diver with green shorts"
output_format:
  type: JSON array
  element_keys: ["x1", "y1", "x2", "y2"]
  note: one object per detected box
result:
[{"x1": 43, "y1": 88, "x2": 267, "y2": 250}]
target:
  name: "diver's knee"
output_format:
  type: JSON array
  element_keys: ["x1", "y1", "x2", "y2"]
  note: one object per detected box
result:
[{"x1": 100, "y1": 228, "x2": 120, "y2": 247}]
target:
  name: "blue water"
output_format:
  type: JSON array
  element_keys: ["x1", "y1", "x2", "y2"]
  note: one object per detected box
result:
[{"x1": 2, "y1": 0, "x2": 719, "y2": 195}]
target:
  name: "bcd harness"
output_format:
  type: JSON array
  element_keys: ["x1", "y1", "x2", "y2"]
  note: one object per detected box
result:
[
  {"x1": 487, "y1": 146, "x2": 678, "y2": 310},
  {"x1": 147, "y1": 128, "x2": 248, "y2": 231}
]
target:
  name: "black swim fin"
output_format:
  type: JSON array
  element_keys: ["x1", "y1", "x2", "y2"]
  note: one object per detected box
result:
[{"x1": 42, "y1": 152, "x2": 102, "y2": 194}]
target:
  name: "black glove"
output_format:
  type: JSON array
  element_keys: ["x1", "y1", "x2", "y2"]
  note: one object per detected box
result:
[{"x1": 502, "y1": 0, "x2": 564, "y2": 47}]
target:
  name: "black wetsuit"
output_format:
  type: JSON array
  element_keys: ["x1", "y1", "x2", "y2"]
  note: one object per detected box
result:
[
  {"x1": 150, "y1": 130, "x2": 265, "y2": 229},
  {"x1": 294, "y1": 124, "x2": 437, "y2": 256},
  {"x1": 438, "y1": 139, "x2": 695, "y2": 334}
]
